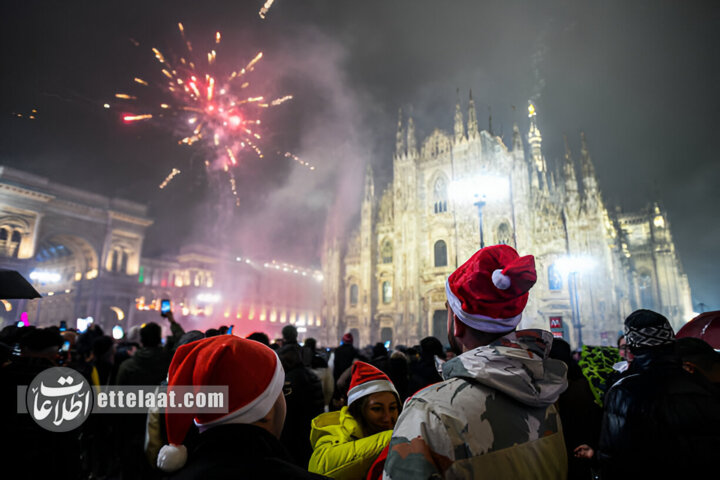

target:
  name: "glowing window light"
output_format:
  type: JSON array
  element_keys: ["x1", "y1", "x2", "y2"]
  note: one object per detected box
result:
[
  {"x1": 29, "y1": 271, "x2": 62, "y2": 283},
  {"x1": 197, "y1": 293, "x2": 221, "y2": 303}
]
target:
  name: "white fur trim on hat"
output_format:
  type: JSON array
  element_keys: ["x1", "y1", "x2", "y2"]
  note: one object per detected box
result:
[
  {"x1": 445, "y1": 280, "x2": 522, "y2": 333},
  {"x1": 157, "y1": 444, "x2": 187, "y2": 473},
  {"x1": 197, "y1": 351, "x2": 285, "y2": 432},
  {"x1": 492, "y1": 269, "x2": 511, "y2": 290},
  {"x1": 347, "y1": 379, "x2": 398, "y2": 407}
]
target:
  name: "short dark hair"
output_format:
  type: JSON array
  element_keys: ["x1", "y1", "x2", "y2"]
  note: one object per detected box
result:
[
  {"x1": 676, "y1": 337, "x2": 720, "y2": 372},
  {"x1": 282, "y1": 325, "x2": 298, "y2": 342},
  {"x1": 247, "y1": 331, "x2": 270, "y2": 346},
  {"x1": 140, "y1": 322, "x2": 162, "y2": 347},
  {"x1": 19, "y1": 327, "x2": 63, "y2": 352}
]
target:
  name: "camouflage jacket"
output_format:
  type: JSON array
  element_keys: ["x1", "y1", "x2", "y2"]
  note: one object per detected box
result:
[{"x1": 383, "y1": 330, "x2": 568, "y2": 480}]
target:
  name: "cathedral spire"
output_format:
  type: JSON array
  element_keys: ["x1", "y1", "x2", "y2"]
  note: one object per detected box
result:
[
  {"x1": 527, "y1": 101, "x2": 546, "y2": 172},
  {"x1": 512, "y1": 123, "x2": 523, "y2": 153},
  {"x1": 563, "y1": 134, "x2": 578, "y2": 194},
  {"x1": 364, "y1": 163, "x2": 375, "y2": 203},
  {"x1": 488, "y1": 106, "x2": 493, "y2": 136},
  {"x1": 580, "y1": 132, "x2": 597, "y2": 192},
  {"x1": 407, "y1": 110, "x2": 417, "y2": 157},
  {"x1": 530, "y1": 165, "x2": 540, "y2": 191},
  {"x1": 454, "y1": 89, "x2": 465, "y2": 143},
  {"x1": 395, "y1": 107, "x2": 406, "y2": 157},
  {"x1": 467, "y1": 89, "x2": 478, "y2": 139}
]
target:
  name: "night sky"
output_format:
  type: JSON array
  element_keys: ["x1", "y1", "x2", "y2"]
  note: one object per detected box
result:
[{"x1": 1, "y1": 1, "x2": 718, "y2": 311}]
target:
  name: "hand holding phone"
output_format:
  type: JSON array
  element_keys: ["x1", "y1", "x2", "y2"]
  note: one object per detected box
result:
[{"x1": 160, "y1": 299, "x2": 171, "y2": 317}]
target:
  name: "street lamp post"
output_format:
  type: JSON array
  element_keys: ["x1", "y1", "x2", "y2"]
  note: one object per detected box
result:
[
  {"x1": 474, "y1": 198, "x2": 486, "y2": 249},
  {"x1": 450, "y1": 175, "x2": 509, "y2": 251},
  {"x1": 556, "y1": 255, "x2": 595, "y2": 349},
  {"x1": 569, "y1": 271, "x2": 582, "y2": 347}
]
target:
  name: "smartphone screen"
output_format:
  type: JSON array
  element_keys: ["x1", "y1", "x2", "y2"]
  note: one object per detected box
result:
[
  {"x1": 61, "y1": 341, "x2": 70, "y2": 352},
  {"x1": 161, "y1": 299, "x2": 171, "y2": 315}
]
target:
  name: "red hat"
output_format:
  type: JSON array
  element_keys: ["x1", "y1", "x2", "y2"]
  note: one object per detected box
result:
[
  {"x1": 347, "y1": 361, "x2": 398, "y2": 406},
  {"x1": 157, "y1": 335, "x2": 284, "y2": 472},
  {"x1": 446, "y1": 245, "x2": 536, "y2": 333},
  {"x1": 342, "y1": 332, "x2": 354, "y2": 345}
]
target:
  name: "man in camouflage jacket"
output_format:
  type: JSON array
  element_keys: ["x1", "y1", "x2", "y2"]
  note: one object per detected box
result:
[{"x1": 383, "y1": 246, "x2": 568, "y2": 479}]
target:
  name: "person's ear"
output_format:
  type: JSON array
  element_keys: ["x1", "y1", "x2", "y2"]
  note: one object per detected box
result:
[
  {"x1": 453, "y1": 315, "x2": 467, "y2": 339},
  {"x1": 681, "y1": 361, "x2": 696, "y2": 374}
]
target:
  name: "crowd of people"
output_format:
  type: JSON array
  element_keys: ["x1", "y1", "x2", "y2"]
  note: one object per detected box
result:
[{"x1": 1, "y1": 244, "x2": 719, "y2": 479}]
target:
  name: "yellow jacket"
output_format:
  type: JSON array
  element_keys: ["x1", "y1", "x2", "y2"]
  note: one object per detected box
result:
[{"x1": 308, "y1": 406, "x2": 391, "y2": 480}]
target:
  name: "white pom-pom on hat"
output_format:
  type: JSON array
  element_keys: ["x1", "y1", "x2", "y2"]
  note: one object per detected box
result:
[
  {"x1": 157, "y1": 443, "x2": 188, "y2": 473},
  {"x1": 492, "y1": 269, "x2": 511, "y2": 290}
]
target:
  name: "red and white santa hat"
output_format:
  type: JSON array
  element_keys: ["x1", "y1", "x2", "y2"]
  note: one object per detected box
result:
[
  {"x1": 156, "y1": 335, "x2": 285, "y2": 473},
  {"x1": 446, "y1": 244, "x2": 537, "y2": 333},
  {"x1": 347, "y1": 361, "x2": 398, "y2": 406}
]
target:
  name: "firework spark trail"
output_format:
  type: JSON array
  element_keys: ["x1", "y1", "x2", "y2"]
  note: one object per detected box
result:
[
  {"x1": 159, "y1": 168, "x2": 181, "y2": 189},
  {"x1": 259, "y1": 0, "x2": 275, "y2": 19},
  {"x1": 284, "y1": 152, "x2": 315, "y2": 170},
  {"x1": 110, "y1": 22, "x2": 313, "y2": 201}
]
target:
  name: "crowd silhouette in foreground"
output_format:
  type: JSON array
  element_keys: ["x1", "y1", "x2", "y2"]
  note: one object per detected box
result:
[{"x1": 1, "y1": 244, "x2": 719, "y2": 479}]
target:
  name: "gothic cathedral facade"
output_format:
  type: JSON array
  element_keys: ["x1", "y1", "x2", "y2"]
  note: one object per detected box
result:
[{"x1": 321, "y1": 95, "x2": 693, "y2": 349}]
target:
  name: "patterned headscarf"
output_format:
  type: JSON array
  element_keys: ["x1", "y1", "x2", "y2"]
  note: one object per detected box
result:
[{"x1": 625, "y1": 309, "x2": 675, "y2": 349}]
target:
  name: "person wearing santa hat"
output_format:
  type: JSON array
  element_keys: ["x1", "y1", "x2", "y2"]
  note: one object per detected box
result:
[
  {"x1": 155, "y1": 335, "x2": 328, "y2": 479},
  {"x1": 308, "y1": 361, "x2": 401, "y2": 480},
  {"x1": 383, "y1": 245, "x2": 569, "y2": 480}
]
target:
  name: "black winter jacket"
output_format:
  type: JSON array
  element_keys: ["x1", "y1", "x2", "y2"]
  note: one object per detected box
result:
[
  {"x1": 597, "y1": 348, "x2": 720, "y2": 479},
  {"x1": 168, "y1": 424, "x2": 329, "y2": 480}
]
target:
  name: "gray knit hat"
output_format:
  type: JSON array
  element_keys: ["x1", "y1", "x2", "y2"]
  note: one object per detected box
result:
[{"x1": 624, "y1": 309, "x2": 675, "y2": 349}]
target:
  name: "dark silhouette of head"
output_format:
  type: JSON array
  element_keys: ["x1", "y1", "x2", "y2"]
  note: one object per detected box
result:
[
  {"x1": 420, "y1": 336, "x2": 445, "y2": 360},
  {"x1": 140, "y1": 322, "x2": 162, "y2": 348},
  {"x1": 247, "y1": 331, "x2": 270, "y2": 346},
  {"x1": 373, "y1": 342, "x2": 388, "y2": 359},
  {"x1": 282, "y1": 325, "x2": 298, "y2": 344}
]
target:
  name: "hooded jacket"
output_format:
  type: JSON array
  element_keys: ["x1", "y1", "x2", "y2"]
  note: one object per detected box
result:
[
  {"x1": 383, "y1": 329, "x2": 568, "y2": 480},
  {"x1": 309, "y1": 406, "x2": 392, "y2": 480}
]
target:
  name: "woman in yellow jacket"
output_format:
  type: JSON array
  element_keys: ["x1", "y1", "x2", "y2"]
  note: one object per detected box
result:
[{"x1": 308, "y1": 361, "x2": 401, "y2": 480}]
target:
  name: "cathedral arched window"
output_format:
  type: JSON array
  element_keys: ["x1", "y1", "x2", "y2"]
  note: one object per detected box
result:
[
  {"x1": 380, "y1": 239, "x2": 393, "y2": 264},
  {"x1": 382, "y1": 281, "x2": 392, "y2": 304},
  {"x1": 10, "y1": 230, "x2": 21, "y2": 258},
  {"x1": 434, "y1": 240, "x2": 447, "y2": 267},
  {"x1": 496, "y1": 222, "x2": 512, "y2": 246},
  {"x1": 548, "y1": 264, "x2": 562, "y2": 291},
  {"x1": 433, "y1": 176, "x2": 448, "y2": 214},
  {"x1": 349, "y1": 284, "x2": 359, "y2": 306},
  {"x1": 111, "y1": 249, "x2": 120, "y2": 272}
]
